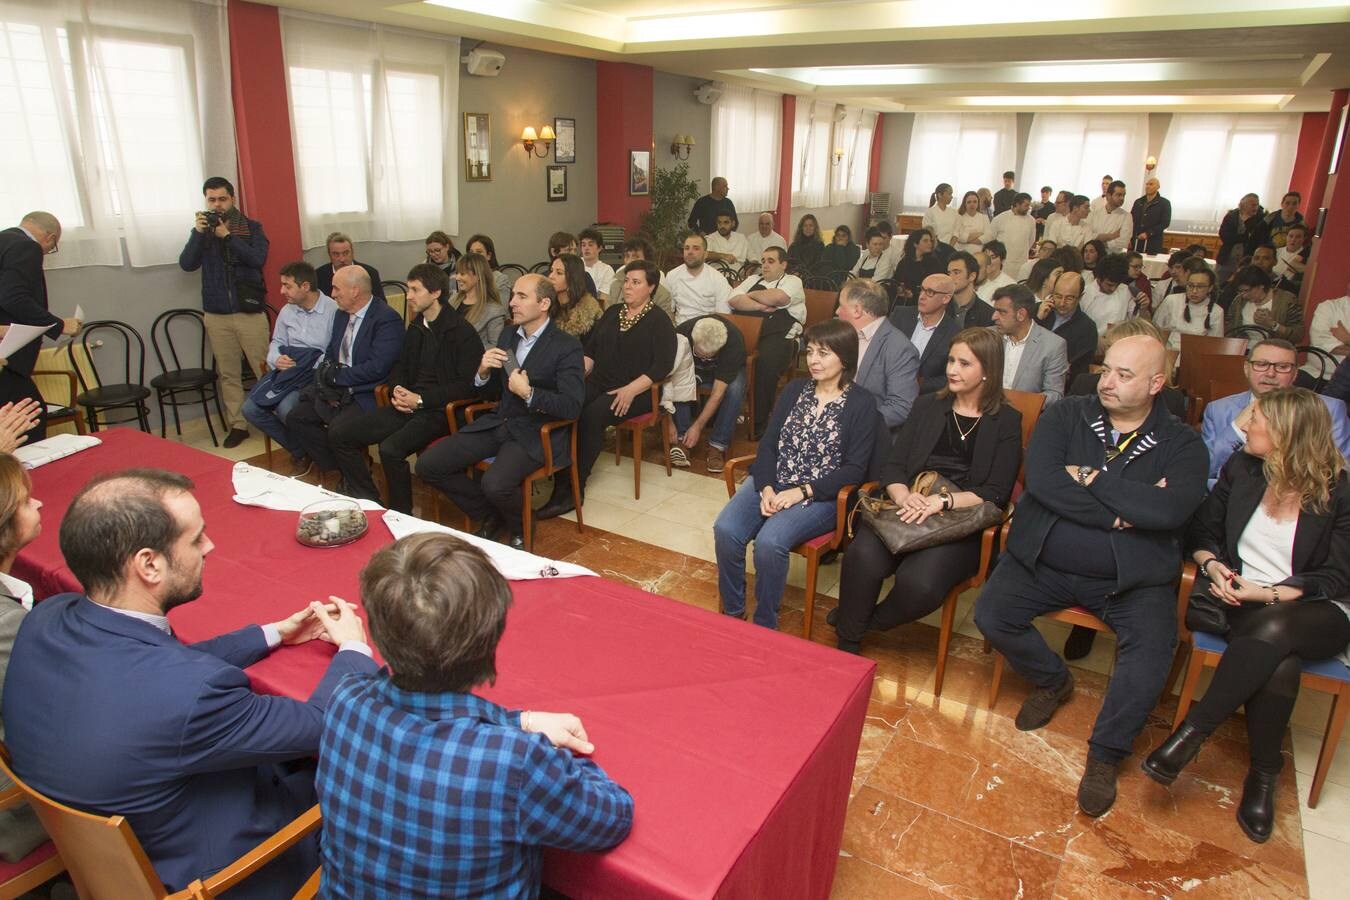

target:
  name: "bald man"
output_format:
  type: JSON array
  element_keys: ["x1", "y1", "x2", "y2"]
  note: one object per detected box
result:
[
  {"x1": 1129, "y1": 177, "x2": 1172, "y2": 254},
  {"x1": 0, "y1": 212, "x2": 82, "y2": 439},
  {"x1": 1035, "y1": 270, "x2": 1098, "y2": 382},
  {"x1": 975, "y1": 334, "x2": 1208, "y2": 819},
  {"x1": 889, "y1": 272, "x2": 961, "y2": 393}
]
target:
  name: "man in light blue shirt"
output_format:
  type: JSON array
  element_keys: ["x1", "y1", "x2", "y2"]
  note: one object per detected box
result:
[
  {"x1": 1201, "y1": 338, "x2": 1350, "y2": 487},
  {"x1": 242, "y1": 260, "x2": 336, "y2": 472}
]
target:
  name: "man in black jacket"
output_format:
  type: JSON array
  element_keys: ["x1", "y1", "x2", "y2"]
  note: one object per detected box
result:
[
  {"x1": 314, "y1": 233, "x2": 388, "y2": 302},
  {"x1": 889, "y1": 273, "x2": 961, "y2": 394},
  {"x1": 416, "y1": 274, "x2": 585, "y2": 548},
  {"x1": 974, "y1": 334, "x2": 1208, "y2": 818},
  {"x1": 1035, "y1": 270, "x2": 1099, "y2": 382}
]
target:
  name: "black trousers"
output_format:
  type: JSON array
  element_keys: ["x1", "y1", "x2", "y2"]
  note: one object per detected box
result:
[
  {"x1": 573, "y1": 381, "x2": 654, "y2": 489},
  {"x1": 324, "y1": 406, "x2": 449, "y2": 513},
  {"x1": 1187, "y1": 598, "x2": 1350, "y2": 774},
  {"x1": 753, "y1": 336, "x2": 797, "y2": 435},
  {"x1": 416, "y1": 423, "x2": 540, "y2": 534},
  {"x1": 0, "y1": 370, "x2": 46, "y2": 442},
  {"x1": 834, "y1": 525, "x2": 981, "y2": 648}
]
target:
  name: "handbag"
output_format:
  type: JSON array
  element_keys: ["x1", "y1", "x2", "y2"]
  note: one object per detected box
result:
[
  {"x1": 234, "y1": 279, "x2": 267, "y2": 314},
  {"x1": 848, "y1": 470, "x2": 1006, "y2": 555},
  {"x1": 305, "y1": 359, "x2": 355, "y2": 424},
  {"x1": 1185, "y1": 574, "x2": 1231, "y2": 636}
]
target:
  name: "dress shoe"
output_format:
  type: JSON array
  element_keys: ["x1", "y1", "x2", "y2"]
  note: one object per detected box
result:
[
  {"x1": 1014, "y1": 672, "x2": 1074, "y2": 731},
  {"x1": 536, "y1": 493, "x2": 577, "y2": 520},
  {"x1": 507, "y1": 533, "x2": 525, "y2": 550},
  {"x1": 290, "y1": 455, "x2": 313, "y2": 478},
  {"x1": 1078, "y1": 757, "x2": 1119, "y2": 817},
  {"x1": 1237, "y1": 768, "x2": 1279, "y2": 843},
  {"x1": 1142, "y1": 721, "x2": 1208, "y2": 786},
  {"x1": 473, "y1": 516, "x2": 504, "y2": 541},
  {"x1": 223, "y1": 427, "x2": 249, "y2": 448}
]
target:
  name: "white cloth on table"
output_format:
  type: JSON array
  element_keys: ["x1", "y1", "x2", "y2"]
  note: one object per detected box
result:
[
  {"x1": 382, "y1": 510, "x2": 597, "y2": 580},
  {"x1": 231, "y1": 462, "x2": 384, "y2": 512},
  {"x1": 13, "y1": 434, "x2": 101, "y2": 470}
]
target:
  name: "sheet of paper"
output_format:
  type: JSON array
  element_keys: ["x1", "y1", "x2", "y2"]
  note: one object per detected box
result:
[
  {"x1": 0, "y1": 323, "x2": 54, "y2": 361},
  {"x1": 13, "y1": 433, "x2": 102, "y2": 469},
  {"x1": 74, "y1": 305, "x2": 85, "y2": 321}
]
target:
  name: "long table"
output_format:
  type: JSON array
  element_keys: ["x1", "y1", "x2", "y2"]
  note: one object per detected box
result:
[{"x1": 16, "y1": 430, "x2": 873, "y2": 899}]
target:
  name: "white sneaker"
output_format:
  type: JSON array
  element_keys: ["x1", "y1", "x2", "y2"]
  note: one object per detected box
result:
[{"x1": 668, "y1": 446, "x2": 690, "y2": 468}]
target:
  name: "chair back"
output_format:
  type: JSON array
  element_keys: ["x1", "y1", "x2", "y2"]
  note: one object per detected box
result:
[
  {"x1": 721, "y1": 312, "x2": 764, "y2": 357},
  {"x1": 498, "y1": 263, "x2": 527, "y2": 282},
  {"x1": 0, "y1": 745, "x2": 167, "y2": 900},
  {"x1": 1184, "y1": 353, "x2": 1249, "y2": 423},
  {"x1": 70, "y1": 320, "x2": 146, "y2": 394},
  {"x1": 802, "y1": 274, "x2": 837, "y2": 292},
  {"x1": 1003, "y1": 389, "x2": 1047, "y2": 485},
  {"x1": 1298, "y1": 345, "x2": 1339, "y2": 390},
  {"x1": 381, "y1": 280, "x2": 409, "y2": 323},
  {"x1": 803, "y1": 289, "x2": 838, "y2": 330},
  {"x1": 1227, "y1": 323, "x2": 1271, "y2": 343},
  {"x1": 149, "y1": 308, "x2": 210, "y2": 376},
  {"x1": 1179, "y1": 332, "x2": 1247, "y2": 360},
  {"x1": 528, "y1": 260, "x2": 552, "y2": 275}
]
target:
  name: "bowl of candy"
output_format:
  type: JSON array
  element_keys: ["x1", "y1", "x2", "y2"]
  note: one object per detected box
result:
[{"x1": 296, "y1": 498, "x2": 368, "y2": 548}]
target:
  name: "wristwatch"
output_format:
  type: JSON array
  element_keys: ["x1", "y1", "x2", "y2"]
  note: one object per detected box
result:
[
  {"x1": 416, "y1": 397, "x2": 424, "y2": 410},
  {"x1": 1076, "y1": 465, "x2": 1094, "y2": 486}
]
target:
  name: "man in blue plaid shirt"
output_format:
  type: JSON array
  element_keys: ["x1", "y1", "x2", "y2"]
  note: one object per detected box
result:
[{"x1": 315, "y1": 533, "x2": 633, "y2": 897}]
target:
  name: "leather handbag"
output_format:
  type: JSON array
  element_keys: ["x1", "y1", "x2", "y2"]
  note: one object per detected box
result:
[
  {"x1": 1185, "y1": 574, "x2": 1232, "y2": 636},
  {"x1": 848, "y1": 471, "x2": 1006, "y2": 555}
]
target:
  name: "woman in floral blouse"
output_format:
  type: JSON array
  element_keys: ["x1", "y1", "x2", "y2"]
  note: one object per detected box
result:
[{"x1": 713, "y1": 319, "x2": 878, "y2": 630}]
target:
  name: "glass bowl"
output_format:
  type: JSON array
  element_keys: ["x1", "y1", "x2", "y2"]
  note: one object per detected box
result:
[{"x1": 296, "y1": 498, "x2": 368, "y2": 548}]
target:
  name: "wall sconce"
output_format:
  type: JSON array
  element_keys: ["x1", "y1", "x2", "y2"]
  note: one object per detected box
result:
[
  {"x1": 521, "y1": 124, "x2": 555, "y2": 158},
  {"x1": 670, "y1": 134, "x2": 695, "y2": 160},
  {"x1": 831, "y1": 147, "x2": 846, "y2": 167},
  {"x1": 1145, "y1": 155, "x2": 1158, "y2": 173}
]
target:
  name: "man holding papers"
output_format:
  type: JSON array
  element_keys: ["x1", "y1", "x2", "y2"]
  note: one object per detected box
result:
[{"x1": 0, "y1": 212, "x2": 82, "y2": 440}]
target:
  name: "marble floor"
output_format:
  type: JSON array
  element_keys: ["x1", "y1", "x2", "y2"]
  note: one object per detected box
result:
[{"x1": 149, "y1": 416, "x2": 1350, "y2": 897}]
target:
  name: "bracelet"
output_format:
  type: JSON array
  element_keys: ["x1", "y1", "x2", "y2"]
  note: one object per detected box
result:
[
  {"x1": 1201, "y1": 558, "x2": 1219, "y2": 578},
  {"x1": 1270, "y1": 586, "x2": 1280, "y2": 603}
]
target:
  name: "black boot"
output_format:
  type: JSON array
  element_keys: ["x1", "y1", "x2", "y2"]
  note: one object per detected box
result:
[
  {"x1": 1142, "y1": 721, "x2": 1208, "y2": 786},
  {"x1": 1237, "y1": 768, "x2": 1279, "y2": 843}
]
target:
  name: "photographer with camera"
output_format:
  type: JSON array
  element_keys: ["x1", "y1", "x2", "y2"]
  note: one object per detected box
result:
[{"x1": 178, "y1": 176, "x2": 270, "y2": 448}]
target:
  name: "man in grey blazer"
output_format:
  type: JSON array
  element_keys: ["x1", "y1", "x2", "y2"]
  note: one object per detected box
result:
[
  {"x1": 992, "y1": 284, "x2": 1068, "y2": 405},
  {"x1": 838, "y1": 278, "x2": 920, "y2": 430}
]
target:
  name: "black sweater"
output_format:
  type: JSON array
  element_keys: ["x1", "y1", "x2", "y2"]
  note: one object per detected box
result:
[
  {"x1": 584, "y1": 303, "x2": 676, "y2": 393},
  {"x1": 385, "y1": 306, "x2": 483, "y2": 410}
]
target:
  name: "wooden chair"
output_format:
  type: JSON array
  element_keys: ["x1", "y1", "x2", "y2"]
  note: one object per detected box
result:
[
  {"x1": 1178, "y1": 333, "x2": 1247, "y2": 361},
  {"x1": 381, "y1": 280, "x2": 410, "y2": 324},
  {"x1": 720, "y1": 313, "x2": 764, "y2": 436},
  {"x1": 0, "y1": 743, "x2": 319, "y2": 900},
  {"x1": 0, "y1": 778, "x2": 64, "y2": 897},
  {"x1": 723, "y1": 456, "x2": 856, "y2": 640},
  {"x1": 1171, "y1": 566, "x2": 1350, "y2": 808},
  {"x1": 613, "y1": 379, "x2": 671, "y2": 500},
  {"x1": 1183, "y1": 354, "x2": 1249, "y2": 424},
  {"x1": 32, "y1": 368, "x2": 88, "y2": 435},
  {"x1": 803, "y1": 289, "x2": 839, "y2": 331}
]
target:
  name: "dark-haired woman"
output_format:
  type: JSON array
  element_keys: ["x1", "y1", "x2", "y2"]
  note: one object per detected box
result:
[
  {"x1": 548, "y1": 254, "x2": 603, "y2": 342},
  {"x1": 954, "y1": 191, "x2": 990, "y2": 255},
  {"x1": 830, "y1": 328, "x2": 1022, "y2": 652},
  {"x1": 713, "y1": 320, "x2": 877, "y2": 630},
  {"x1": 892, "y1": 228, "x2": 943, "y2": 304},
  {"x1": 1081, "y1": 239, "x2": 1107, "y2": 274},
  {"x1": 788, "y1": 214, "x2": 825, "y2": 274},
  {"x1": 819, "y1": 224, "x2": 860, "y2": 278},
  {"x1": 1153, "y1": 265, "x2": 1223, "y2": 352}
]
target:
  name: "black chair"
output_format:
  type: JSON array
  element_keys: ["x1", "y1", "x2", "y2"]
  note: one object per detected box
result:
[
  {"x1": 149, "y1": 309, "x2": 227, "y2": 446},
  {"x1": 1298, "y1": 346, "x2": 1340, "y2": 391},
  {"x1": 381, "y1": 280, "x2": 410, "y2": 323},
  {"x1": 1228, "y1": 323, "x2": 1271, "y2": 342},
  {"x1": 709, "y1": 260, "x2": 738, "y2": 286},
  {"x1": 529, "y1": 260, "x2": 553, "y2": 275},
  {"x1": 803, "y1": 274, "x2": 838, "y2": 291},
  {"x1": 68, "y1": 320, "x2": 152, "y2": 433},
  {"x1": 498, "y1": 263, "x2": 528, "y2": 282}
]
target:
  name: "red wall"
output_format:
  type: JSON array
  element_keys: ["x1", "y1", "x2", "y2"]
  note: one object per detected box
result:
[
  {"x1": 774, "y1": 95, "x2": 795, "y2": 238},
  {"x1": 595, "y1": 63, "x2": 653, "y2": 234},
  {"x1": 1289, "y1": 112, "x2": 1328, "y2": 210},
  {"x1": 1306, "y1": 100, "x2": 1350, "y2": 312}
]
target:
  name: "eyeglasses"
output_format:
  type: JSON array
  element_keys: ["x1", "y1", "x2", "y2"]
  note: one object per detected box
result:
[
  {"x1": 1249, "y1": 360, "x2": 1295, "y2": 374},
  {"x1": 1184, "y1": 282, "x2": 1212, "y2": 291},
  {"x1": 1048, "y1": 292, "x2": 1079, "y2": 302},
  {"x1": 919, "y1": 287, "x2": 952, "y2": 297}
]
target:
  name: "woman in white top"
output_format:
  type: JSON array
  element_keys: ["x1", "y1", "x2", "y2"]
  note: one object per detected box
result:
[
  {"x1": 1151, "y1": 266, "x2": 1223, "y2": 351},
  {"x1": 922, "y1": 183, "x2": 959, "y2": 246},
  {"x1": 953, "y1": 191, "x2": 990, "y2": 255},
  {"x1": 1145, "y1": 388, "x2": 1350, "y2": 844}
]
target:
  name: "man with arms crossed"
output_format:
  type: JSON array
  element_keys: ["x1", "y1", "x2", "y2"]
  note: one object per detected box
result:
[{"x1": 728, "y1": 247, "x2": 807, "y2": 437}]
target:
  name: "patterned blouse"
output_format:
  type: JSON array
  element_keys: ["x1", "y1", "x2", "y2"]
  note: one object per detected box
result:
[{"x1": 775, "y1": 382, "x2": 852, "y2": 501}]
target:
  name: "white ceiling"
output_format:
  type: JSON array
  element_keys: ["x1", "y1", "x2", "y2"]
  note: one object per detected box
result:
[{"x1": 264, "y1": 0, "x2": 1350, "y2": 112}]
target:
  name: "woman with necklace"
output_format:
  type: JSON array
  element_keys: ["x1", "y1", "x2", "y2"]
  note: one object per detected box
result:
[
  {"x1": 829, "y1": 328, "x2": 1022, "y2": 654},
  {"x1": 713, "y1": 319, "x2": 877, "y2": 631}
]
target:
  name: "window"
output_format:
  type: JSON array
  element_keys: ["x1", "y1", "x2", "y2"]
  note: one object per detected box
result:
[
  {"x1": 1158, "y1": 114, "x2": 1301, "y2": 232},
  {"x1": 710, "y1": 84, "x2": 781, "y2": 216},
  {"x1": 902, "y1": 113, "x2": 1017, "y2": 212},
  {"x1": 1022, "y1": 114, "x2": 1148, "y2": 209},
  {"x1": 0, "y1": 0, "x2": 234, "y2": 268},
  {"x1": 281, "y1": 13, "x2": 459, "y2": 247},
  {"x1": 832, "y1": 107, "x2": 876, "y2": 206},
  {"x1": 791, "y1": 98, "x2": 834, "y2": 209}
]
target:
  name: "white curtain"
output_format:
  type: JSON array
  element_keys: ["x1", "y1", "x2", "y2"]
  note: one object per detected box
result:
[
  {"x1": 281, "y1": 11, "x2": 459, "y2": 248},
  {"x1": 902, "y1": 113, "x2": 1017, "y2": 212},
  {"x1": 1022, "y1": 113, "x2": 1149, "y2": 204},
  {"x1": 710, "y1": 84, "x2": 781, "y2": 216},
  {"x1": 791, "y1": 98, "x2": 834, "y2": 209},
  {"x1": 0, "y1": 0, "x2": 234, "y2": 267},
  {"x1": 831, "y1": 107, "x2": 876, "y2": 206},
  {"x1": 1158, "y1": 114, "x2": 1301, "y2": 232}
]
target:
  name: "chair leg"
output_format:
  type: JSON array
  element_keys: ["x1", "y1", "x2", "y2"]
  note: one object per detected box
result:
[
  {"x1": 933, "y1": 586, "x2": 960, "y2": 698},
  {"x1": 801, "y1": 551, "x2": 818, "y2": 641},
  {"x1": 988, "y1": 654, "x2": 1005, "y2": 708},
  {"x1": 138, "y1": 403, "x2": 151, "y2": 434},
  {"x1": 1309, "y1": 685, "x2": 1349, "y2": 808},
  {"x1": 157, "y1": 392, "x2": 168, "y2": 439},
  {"x1": 660, "y1": 415, "x2": 672, "y2": 477},
  {"x1": 570, "y1": 466, "x2": 584, "y2": 533},
  {"x1": 1163, "y1": 642, "x2": 1190, "y2": 702},
  {"x1": 1171, "y1": 650, "x2": 1209, "y2": 731},
  {"x1": 171, "y1": 394, "x2": 185, "y2": 437},
  {"x1": 85, "y1": 406, "x2": 100, "y2": 432},
  {"x1": 264, "y1": 434, "x2": 274, "y2": 471},
  {"x1": 522, "y1": 476, "x2": 535, "y2": 554},
  {"x1": 200, "y1": 389, "x2": 219, "y2": 446},
  {"x1": 632, "y1": 427, "x2": 642, "y2": 500}
]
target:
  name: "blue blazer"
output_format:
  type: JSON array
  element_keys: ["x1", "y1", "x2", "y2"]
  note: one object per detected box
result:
[
  {"x1": 326, "y1": 299, "x2": 404, "y2": 410},
  {"x1": 1, "y1": 594, "x2": 377, "y2": 897},
  {"x1": 1201, "y1": 389, "x2": 1350, "y2": 487}
]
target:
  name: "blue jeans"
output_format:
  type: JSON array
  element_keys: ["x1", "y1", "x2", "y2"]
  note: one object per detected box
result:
[
  {"x1": 673, "y1": 371, "x2": 746, "y2": 451},
  {"x1": 713, "y1": 476, "x2": 838, "y2": 629},
  {"x1": 242, "y1": 390, "x2": 302, "y2": 455}
]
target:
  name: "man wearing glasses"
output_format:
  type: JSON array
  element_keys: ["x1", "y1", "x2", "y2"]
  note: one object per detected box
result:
[
  {"x1": 0, "y1": 211, "x2": 83, "y2": 440},
  {"x1": 1035, "y1": 270, "x2": 1098, "y2": 383},
  {"x1": 1200, "y1": 338, "x2": 1350, "y2": 488},
  {"x1": 889, "y1": 273, "x2": 960, "y2": 394}
]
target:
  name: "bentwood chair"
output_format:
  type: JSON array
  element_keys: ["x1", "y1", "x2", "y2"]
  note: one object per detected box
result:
[
  {"x1": 69, "y1": 320, "x2": 153, "y2": 433},
  {"x1": 150, "y1": 309, "x2": 227, "y2": 446},
  {"x1": 613, "y1": 379, "x2": 671, "y2": 500}
]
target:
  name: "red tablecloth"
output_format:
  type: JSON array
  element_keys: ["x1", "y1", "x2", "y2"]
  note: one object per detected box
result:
[{"x1": 17, "y1": 430, "x2": 873, "y2": 899}]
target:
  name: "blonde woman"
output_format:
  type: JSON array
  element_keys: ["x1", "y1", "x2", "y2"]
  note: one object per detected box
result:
[
  {"x1": 452, "y1": 253, "x2": 507, "y2": 348},
  {"x1": 1145, "y1": 388, "x2": 1350, "y2": 844}
]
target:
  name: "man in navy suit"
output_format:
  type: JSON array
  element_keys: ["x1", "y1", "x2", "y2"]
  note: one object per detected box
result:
[
  {"x1": 2, "y1": 469, "x2": 378, "y2": 897},
  {"x1": 889, "y1": 273, "x2": 961, "y2": 394},
  {"x1": 416, "y1": 274, "x2": 585, "y2": 548},
  {"x1": 286, "y1": 265, "x2": 404, "y2": 493}
]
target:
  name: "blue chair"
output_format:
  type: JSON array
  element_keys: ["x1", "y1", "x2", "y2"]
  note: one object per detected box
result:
[{"x1": 1173, "y1": 571, "x2": 1350, "y2": 808}]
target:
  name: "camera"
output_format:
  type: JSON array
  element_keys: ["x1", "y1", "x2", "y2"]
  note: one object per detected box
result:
[{"x1": 202, "y1": 210, "x2": 223, "y2": 229}]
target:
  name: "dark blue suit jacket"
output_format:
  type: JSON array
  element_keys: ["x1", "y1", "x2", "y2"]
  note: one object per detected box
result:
[
  {"x1": 1, "y1": 594, "x2": 377, "y2": 896},
  {"x1": 326, "y1": 299, "x2": 404, "y2": 410}
]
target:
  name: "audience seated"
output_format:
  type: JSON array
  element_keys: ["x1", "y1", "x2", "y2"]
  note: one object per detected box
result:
[
  {"x1": 1326, "y1": 353, "x2": 1350, "y2": 403},
  {"x1": 889, "y1": 228, "x2": 943, "y2": 307},
  {"x1": 242, "y1": 260, "x2": 337, "y2": 475},
  {"x1": 974, "y1": 333, "x2": 1209, "y2": 817},
  {"x1": 704, "y1": 213, "x2": 750, "y2": 268},
  {"x1": 890, "y1": 273, "x2": 961, "y2": 395},
  {"x1": 946, "y1": 250, "x2": 995, "y2": 329},
  {"x1": 745, "y1": 212, "x2": 788, "y2": 262},
  {"x1": 787, "y1": 214, "x2": 825, "y2": 273},
  {"x1": 452, "y1": 252, "x2": 509, "y2": 348},
  {"x1": 324, "y1": 264, "x2": 482, "y2": 514},
  {"x1": 549, "y1": 231, "x2": 599, "y2": 297},
  {"x1": 2, "y1": 469, "x2": 377, "y2": 897},
  {"x1": 548, "y1": 253, "x2": 604, "y2": 342},
  {"x1": 687, "y1": 176, "x2": 737, "y2": 236},
  {"x1": 1272, "y1": 224, "x2": 1309, "y2": 295},
  {"x1": 1145, "y1": 387, "x2": 1350, "y2": 844},
  {"x1": 984, "y1": 191, "x2": 1036, "y2": 269},
  {"x1": 836, "y1": 278, "x2": 919, "y2": 431},
  {"x1": 729, "y1": 247, "x2": 808, "y2": 437},
  {"x1": 820, "y1": 224, "x2": 860, "y2": 277},
  {"x1": 1079, "y1": 252, "x2": 1135, "y2": 336},
  {"x1": 831, "y1": 328, "x2": 1021, "y2": 652},
  {"x1": 316, "y1": 232, "x2": 387, "y2": 301},
  {"x1": 1225, "y1": 265, "x2": 1303, "y2": 342},
  {"x1": 1125, "y1": 252, "x2": 1152, "y2": 315},
  {"x1": 1081, "y1": 239, "x2": 1107, "y2": 275},
  {"x1": 666, "y1": 232, "x2": 733, "y2": 325},
  {"x1": 1088, "y1": 180, "x2": 1132, "y2": 252},
  {"x1": 1151, "y1": 249, "x2": 1191, "y2": 307},
  {"x1": 1069, "y1": 319, "x2": 1186, "y2": 419},
  {"x1": 1016, "y1": 239, "x2": 1057, "y2": 282},
  {"x1": 1130, "y1": 177, "x2": 1172, "y2": 254},
  {"x1": 425, "y1": 230, "x2": 462, "y2": 275},
  {"x1": 466, "y1": 233, "x2": 512, "y2": 299},
  {"x1": 1201, "y1": 338, "x2": 1350, "y2": 488},
  {"x1": 1265, "y1": 191, "x2": 1305, "y2": 248},
  {"x1": 974, "y1": 241, "x2": 1016, "y2": 303},
  {"x1": 286, "y1": 266, "x2": 405, "y2": 493},
  {"x1": 1218, "y1": 193, "x2": 1270, "y2": 283},
  {"x1": 538, "y1": 261, "x2": 676, "y2": 520},
  {"x1": 1046, "y1": 194, "x2": 1093, "y2": 250},
  {"x1": 618, "y1": 238, "x2": 675, "y2": 319},
  {"x1": 713, "y1": 320, "x2": 876, "y2": 630},
  {"x1": 417, "y1": 275, "x2": 584, "y2": 548},
  {"x1": 667, "y1": 315, "x2": 748, "y2": 473},
  {"x1": 317, "y1": 532, "x2": 633, "y2": 895},
  {"x1": 922, "y1": 183, "x2": 959, "y2": 246},
  {"x1": 578, "y1": 228, "x2": 616, "y2": 302},
  {"x1": 953, "y1": 190, "x2": 991, "y2": 255},
  {"x1": 1036, "y1": 270, "x2": 1100, "y2": 383},
  {"x1": 849, "y1": 227, "x2": 896, "y2": 282},
  {"x1": 1153, "y1": 265, "x2": 1223, "y2": 351},
  {"x1": 992, "y1": 284, "x2": 1068, "y2": 404},
  {"x1": 1301, "y1": 276, "x2": 1350, "y2": 387}
]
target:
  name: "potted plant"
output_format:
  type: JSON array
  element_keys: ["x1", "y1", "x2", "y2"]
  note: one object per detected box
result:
[{"x1": 639, "y1": 162, "x2": 700, "y2": 269}]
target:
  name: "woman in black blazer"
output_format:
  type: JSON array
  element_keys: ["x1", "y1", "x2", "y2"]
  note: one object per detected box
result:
[
  {"x1": 830, "y1": 328, "x2": 1022, "y2": 653},
  {"x1": 1144, "y1": 387, "x2": 1350, "y2": 844}
]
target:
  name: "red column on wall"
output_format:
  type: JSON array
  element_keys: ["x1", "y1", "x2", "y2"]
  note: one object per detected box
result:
[
  {"x1": 868, "y1": 113, "x2": 884, "y2": 197},
  {"x1": 227, "y1": 0, "x2": 303, "y2": 308},
  {"x1": 774, "y1": 95, "x2": 795, "y2": 238},
  {"x1": 1308, "y1": 89, "x2": 1348, "y2": 216},
  {"x1": 1305, "y1": 91, "x2": 1350, "y2": 322},
  {"x1": 1288, "y1": 112, "x2": 1328, "y2": 208},
  {"x1": 595, "y1": 63, "x2": 653, "y2": 234}
]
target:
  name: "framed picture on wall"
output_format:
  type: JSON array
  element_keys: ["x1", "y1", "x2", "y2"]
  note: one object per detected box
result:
[
  {"x1": 463, "y1": 112, "x2": 491, "y2": 182},
  {"x1": 554, "y1": 117, "x2": 576, "y2": 164},
  {"x1": 629, "y1": 150, "x2": 651, "y2": 196},
  {"x1": 547, "y1": 165, "x2": 567, "y2": 202}
]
